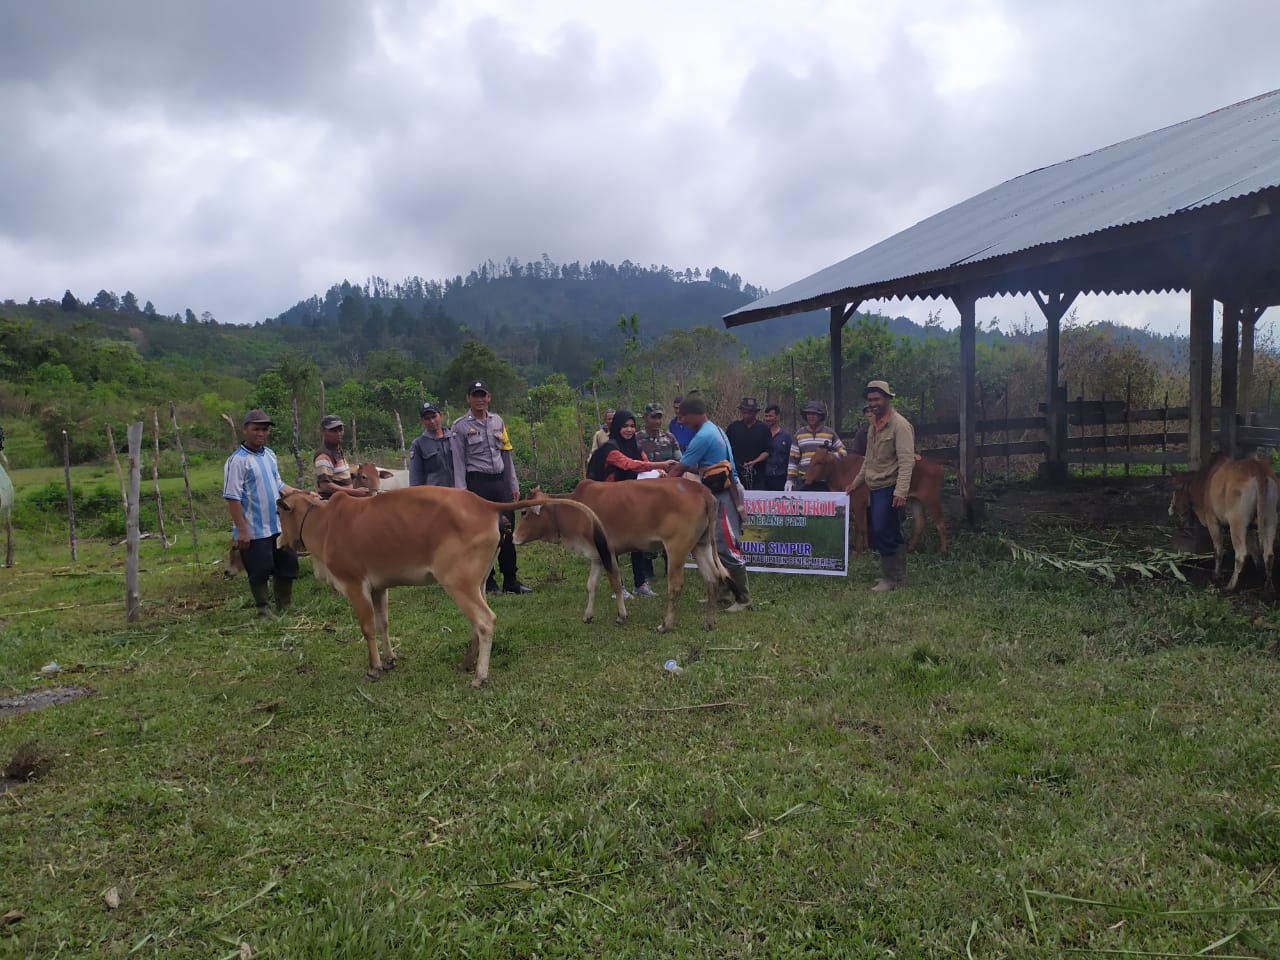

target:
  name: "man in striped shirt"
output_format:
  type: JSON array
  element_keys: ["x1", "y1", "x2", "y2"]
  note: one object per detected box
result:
[
  {"x1": 224, "y1": 409, "x2": 307, "y2": 618},
  {"x1": 785, "y1": 400, "x2": 846, "y2": 491}
]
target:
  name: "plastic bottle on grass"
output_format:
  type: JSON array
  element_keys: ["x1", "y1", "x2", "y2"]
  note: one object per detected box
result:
[{"x1": 663, "y1": 659, "x2": 683, "y2": 675}]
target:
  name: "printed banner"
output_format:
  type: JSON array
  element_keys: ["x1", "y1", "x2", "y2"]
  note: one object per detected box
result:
[{"x1": 738, "y1": 491, "x2": 849, "y2": 576}]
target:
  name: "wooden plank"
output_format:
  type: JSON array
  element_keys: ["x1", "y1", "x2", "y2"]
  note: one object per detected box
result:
[
  {"x1": 1065, "y1": 432, "x2": 1189, "y2": 449},
  {"x1": 915, "y1": 416, "x2": 1045, "y2": 437},
  {"x1": 918, "y1": 441, "x2": 1046, "y2": 460},
  {"x1": 1075, "y1": 450, "x2": 1190, "y2": 466}
]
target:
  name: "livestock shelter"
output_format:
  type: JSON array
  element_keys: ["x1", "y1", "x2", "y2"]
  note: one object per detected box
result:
[{"x1": 724, "y1": 89, "x2": 1280, "y2": 521}]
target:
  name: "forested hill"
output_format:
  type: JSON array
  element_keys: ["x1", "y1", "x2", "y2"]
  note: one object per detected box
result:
[{"x1": 268, "y1": 258, "x2": 843, "y2": 379}]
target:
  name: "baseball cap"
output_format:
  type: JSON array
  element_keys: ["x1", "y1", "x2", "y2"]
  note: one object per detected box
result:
[
  {"x1": 467, "y1": 380, "x2": 490, "y2": 396},
  {"x1": 320, "y1": 414, "x2": 344, "y2": 430},
  {"x1": 644, "y1": 402, "x2": 664, "y2": 417},
  {"x1": 738, "y1": 396, "x2": 759, "y2": 412},
  {"x1": 420, "y1": 401, "x2": 440, "y2": 417},
  {"x1": 243, "y1": 409, "x2": 274, "y2": 427}
]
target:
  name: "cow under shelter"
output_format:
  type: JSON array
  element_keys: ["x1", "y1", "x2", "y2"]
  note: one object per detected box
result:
[{"x1": 724, "y1": 88, "x2": 1280, "y2": 523}]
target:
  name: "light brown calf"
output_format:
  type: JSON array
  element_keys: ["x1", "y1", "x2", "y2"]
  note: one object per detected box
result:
[
  {"x1": 514, "y1": 478, "x2": 744, "y2": 632},
  {"x1": 1170, "y1": 454, "x2": 1278, "y2": 594},
  {"x1": 805, "y1": 447, "x2": 948, "y2": 554},
  {"x1": 276, "y1": 487, "x2": 613, "y2": 685},
  {"x1": 351, "y1": 463, "x2": 409, "y2": 492}
]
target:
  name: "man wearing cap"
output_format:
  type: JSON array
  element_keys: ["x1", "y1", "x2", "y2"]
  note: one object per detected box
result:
[
  {"x1": 313, "y1": 414, "x2": 371, "y2": 500},
  {"x1": 409, "y1": 401, "x2": 465, "y2": 488},
  {"x1": 846, "y1": 380, "x2": 917, "y2": 592},
  {"x1": 665, "y1": 396, "x2": 751, "y2": 611},
  {"x1": 224, "y1": 410, "x2": 307, "y2": 618},
  {"x1": 637, "y1": 403, "x2": 680, "y2": 462},
  {"x1": 453, "y1": 380, "x2": 532, "y2": 595},
  {"x1": 786, "y1": 400, "x2": 845, "y2": 492},
  {"x1": 725, "y1": 396, "x2": 772, "y2": 490}
]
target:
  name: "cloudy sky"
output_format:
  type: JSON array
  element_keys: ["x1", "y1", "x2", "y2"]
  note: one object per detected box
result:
[{"x1": 2, "y1": 0, "x2": 1277, "y2": 336}]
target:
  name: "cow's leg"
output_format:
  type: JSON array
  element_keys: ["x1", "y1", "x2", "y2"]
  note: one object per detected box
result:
[
  {"x1": 657, "y1": 542, "x2": 687, "y2": 633},
  {"x1": 691, "y1": 542, "x2": 722, "y2": 632},
  {"x1": 372, "y1": 587, "x2": 395, "y2": 670},
  {"x1": 583, "y1": 561, "x2": 600, "y2": 623},
  {"x1": 925, "y1": 494, "x2": 948, "y2": 555},
  {"x1": 1226, "y1": 518, "x2": 1249, "y2": 592},
  {"x1": 342, "y1": 582, "x2": 386, "y2": 680},
  {"x1": 605, "y1": 559, "x2": 627, "y2": 625},
  {"x1": 439, "y1": 576, "x2": 497, "y2": 687},
  {"x1": 906, "y1": 500, "x2": 926, "y2": 551}
]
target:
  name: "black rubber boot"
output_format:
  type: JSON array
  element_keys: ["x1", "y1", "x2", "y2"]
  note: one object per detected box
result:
[
  {"x1": 250, "y1": 581, "x2": 275, "y2": 619},
  {"x1": 274, "y1": 576, "x2": 294, "y2": 614},
  {"x1": 726, "y1": 566, "x2": 751, "y2": 611}
]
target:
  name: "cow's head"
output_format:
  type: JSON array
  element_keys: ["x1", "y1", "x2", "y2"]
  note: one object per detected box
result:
[
  {"x1": 1168, "y1": 471, "x2": 1193, "y2": 518},
  {"x1": 352, "y1": 463, "x2": 396, "y2": 493},
  {"x1": 276, "y1": 489, "x2": 322, "y2": 550},
  {"x1": 511, "y1": 487, "x2": 556, "y2": 545},
  {"x1": 804, "y1": 445, "x2": 836, "y2": 484}
]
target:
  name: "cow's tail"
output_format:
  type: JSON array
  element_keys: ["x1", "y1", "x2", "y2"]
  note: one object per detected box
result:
[
  {"x1": 508, "y1": 496, "x2": 615, "y2": 572},
  {"x1": 696, "y1": 489, "x2": 741, "y2": 601}
]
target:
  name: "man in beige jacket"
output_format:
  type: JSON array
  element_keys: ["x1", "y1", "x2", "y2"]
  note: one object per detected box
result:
[{"x1": 845, "y1": 380, "x2": 916, "y2": 591}]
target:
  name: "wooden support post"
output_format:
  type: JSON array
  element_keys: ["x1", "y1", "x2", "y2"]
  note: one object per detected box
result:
[
  {"x1": 1220, "y1": 300, "x2": 1240, "y2": 456},
  {"x1": 291, "y1": 397, "x2": 305, "y2": 489},
  {"x1": 1239, "y1": 305, "x2": 1261, "y2": 423},
  {"x1": 574, "y1": 390, "x2": 587, "y2": 478},
  {"x1": 125, "y1": 421, "x2": 142, "y2": 622},
  {"x1": 828, "y1": 302, "x2": 859, "y2": 435},
  {"x1": 62, "y1": 430, "x2": 77, "y2": 562},
  {"x1": 951, "y1": 291, "x2": 979, "y2": 525},
  {"x1": 1188, "y1": 286, "x2": 1214, "y2": 468},
  {"x1": 1032, "y1": 290, "x2": 1077, "y2": 483},
  {"x1": 527, "y1": 394, "x2": 541, "y2": 487}
]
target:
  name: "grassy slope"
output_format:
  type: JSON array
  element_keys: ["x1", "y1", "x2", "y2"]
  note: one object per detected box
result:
[{"x1": 2, "y1": 506, "x2": 1280, "y2": 958}]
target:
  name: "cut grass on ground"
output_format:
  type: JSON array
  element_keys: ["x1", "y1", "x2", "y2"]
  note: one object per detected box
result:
[{"x1": 2, "y1": 509, "x2": 1280, "y2": 958}]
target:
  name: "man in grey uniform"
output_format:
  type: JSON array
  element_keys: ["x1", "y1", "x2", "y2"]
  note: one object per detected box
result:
[
  {"x1": 453, "y1": 380, "x2": 532, "y2": 595},
  {"x1": 409, "y1": 401, "x2": 465, "y2": 488}
]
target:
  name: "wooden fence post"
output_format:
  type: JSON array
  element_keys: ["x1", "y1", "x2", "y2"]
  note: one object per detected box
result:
[
  {"x1": 220, "y1": 412, "x2": 237, "y2": 451},
  {"x1": 1161, "y1": 391, "x2": 1170, "y2": 475},
  {"x1": 62, "y1": 430, "x2": 77, "y2": 562},
  {"x1": 291, "y1": 397, "x2": 305, "y2": 488},
  {"x1": 1100, "y1": 391, "x2": 1108, "y2": 478},
  {"x1": 1124, "y1": 376, "x2": 1132, "y2": 479},
  {"x1": 351, "y1": 416, "x2": 359, "y2": 461},
  {"x1": 1077, "y1": 393, "x2": 1085, "y2": 475},
  {"x1": 126, "y1": 421, "x2": 143, "y2": 621},
  {"x1": 574, "y1": 390, "x2": 587, "y2": 478},
  {"x1": 168, "y1": 402, "x2": 199, "y2": 554},
  {"x1": 527, "y1": 394, "x2": 541, "y2": 488},
  {"x1": 152, "y1": 412, "x2": 169, "y2": 548},
  {"x1": 106, "y1": 423, "x2": 128, "y2": 515},
  {"x1": 394, "y1": 411, "x2": 408, "y2": 471}
]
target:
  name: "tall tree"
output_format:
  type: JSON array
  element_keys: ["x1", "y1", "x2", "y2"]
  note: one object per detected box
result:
[{"x1": 60, "y1": 290, "x2": 78, "y2": 312}]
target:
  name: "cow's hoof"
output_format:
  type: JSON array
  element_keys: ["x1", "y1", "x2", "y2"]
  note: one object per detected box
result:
[
  {"x1": 703, "y1": 622, "x2": 715, "y2": 631},
  {"x1": 583, "y1": 615, "x2": 594, "y2": 624},
  {"x1": 614, "y1": 616, "x2": 626, "y2": 626},
  {"x1": 363, "y1": 670, "x2": 381, "y2": 682},
  {"x1": 655, "y1": 623, "x2": 672, "y2": 634},
  {"x1": 470, "y1": 675, "x2": 488, "y2": 689},
  {"x1": 383, "y1": 657, "x2": 396, "y2": 671}
]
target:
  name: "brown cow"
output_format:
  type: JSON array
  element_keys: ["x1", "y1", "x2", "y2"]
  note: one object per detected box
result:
[
  {"x1": 1170, "y1": 454, "x2": 1278, "y2": 594},
  {"x1": 513, "y1": 478, "x2": 745, "y2": 633},
  {"x1": 276, "y1": 487, "x2": 614, "y2": 685},
  {"x1": 805, "y1": 447, "x2": 948, "y2": 554}
]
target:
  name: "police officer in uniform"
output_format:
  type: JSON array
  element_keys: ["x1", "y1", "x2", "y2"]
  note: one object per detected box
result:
[{"x1": 453, "y1": 380, "x2": 532, "y2": 595}]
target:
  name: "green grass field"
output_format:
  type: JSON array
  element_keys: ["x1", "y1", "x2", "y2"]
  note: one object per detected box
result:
[{"x1": 3, "y1": 478, "x2": 1280, "y2": 958}]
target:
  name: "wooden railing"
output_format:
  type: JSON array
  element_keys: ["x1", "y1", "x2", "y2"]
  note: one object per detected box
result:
[{"x1": 908, "y1": 400, "x2": 1280, "y2": 476}]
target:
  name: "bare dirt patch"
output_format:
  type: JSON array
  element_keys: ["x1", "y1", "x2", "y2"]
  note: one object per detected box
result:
[{"x1": 0, "y1": 684, "x2": 94, "y2": 719}]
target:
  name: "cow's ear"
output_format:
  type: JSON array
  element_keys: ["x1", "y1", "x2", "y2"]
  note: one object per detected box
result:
[
  {"x1": 278, "y1": 498, "x2": 291, "y2": 512},
  {"x1": 379, "y1": 469, "x2": 394, "y2": 479}
]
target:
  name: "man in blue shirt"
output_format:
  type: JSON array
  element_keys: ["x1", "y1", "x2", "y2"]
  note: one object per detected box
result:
[
  {"x1": 666, "y1": 395, "x2": 751, "y2": 611},
  {"x1": 223, "y1": 409, "x2": 306, "y2": 618},
  {"x1": 669, "y1": 394, "x2": 697, "y2": 451}
]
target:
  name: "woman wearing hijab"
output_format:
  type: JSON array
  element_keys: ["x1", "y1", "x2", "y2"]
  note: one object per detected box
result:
[{"x1": 595, "y1": 409, "x2": 678, "y2": 597}]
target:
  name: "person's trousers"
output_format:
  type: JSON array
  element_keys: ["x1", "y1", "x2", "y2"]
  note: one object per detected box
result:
[
  {"x1": 761, "y1": 474, "x2": 787, "y2": 491},
  {"x1": 465, "y1": 471, "x2": 518, "y2": 581},
  {"x1": 239, "y1": 535, "x2": 299, "y2": 585},
  {"x1": 866, "y1": 486, "x2": 905, "y2": 557},
  {"x1": 631, "y1": 551, "x2": 654, "y2": 588},
  {"x1": 713, "y1": 489, "x2": 746, "y2": 570}
]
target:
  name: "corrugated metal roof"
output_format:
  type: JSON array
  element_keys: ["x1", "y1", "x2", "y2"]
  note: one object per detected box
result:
[{"x1": 726, "y1": 88, "x2": 1280, "y2": 324}]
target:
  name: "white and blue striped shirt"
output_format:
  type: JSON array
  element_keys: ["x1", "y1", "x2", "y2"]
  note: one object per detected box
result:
[{"x1": 223, "y1": 445, "x2": 287, "y2": 540}]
